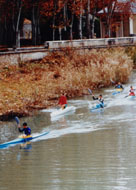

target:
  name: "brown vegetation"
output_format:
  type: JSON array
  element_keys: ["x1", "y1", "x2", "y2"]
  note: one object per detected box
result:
[
  {"x1": 0, "y1": 47, "x2": 133, "y2": 120},
  {"x1": 125, "y1": 46, "x2": 136, "y2": 67}
]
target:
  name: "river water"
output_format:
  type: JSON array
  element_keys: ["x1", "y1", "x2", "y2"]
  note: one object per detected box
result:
[{"x1": 0, "y1": 71, "x2": 136, "y2": 190}]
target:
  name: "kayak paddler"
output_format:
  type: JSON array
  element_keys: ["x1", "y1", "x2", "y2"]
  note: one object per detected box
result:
[
  {"x1": 58, "y1": 92, "x2": 67, "y2": 109},
  {"x1": 18, "y1": 122, "x2": 31, "y2": 136},
  {"x1": 92, "y1": 94, "x2": 104, "y2": 108},
  {"x1": 115, "y1": 82, "x2": 124, "y2": 90},
  {"x1": 129, "y1": 86, "x2": 135, "y2": 96}
]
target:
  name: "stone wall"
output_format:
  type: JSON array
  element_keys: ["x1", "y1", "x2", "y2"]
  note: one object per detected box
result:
[
  {"x1": 0, "y1": 37, "x2": 136, "y2": 65},
  {"x1": 0, "y1": 50, "x2": 48, "y2": 65},
  {"x1": 45, "y1": 37, "x2": 136, "y2": 49}
]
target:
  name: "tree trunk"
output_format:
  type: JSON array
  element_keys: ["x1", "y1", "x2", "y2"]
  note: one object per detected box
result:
[
  {"x1": 36, "y1": 6, "x2": 41, "y2": 44},
  {"x1": 79, "y1": 0, "x2": 83, "y2": 39},
  {"x1": 69, "y1": 0, "x2": 75, "y2": 40},
  {"x1": 52, "y1": 0, "x2": 57, "y2": 41},
  {"x1": 63, "y1": 2, "x2": 67, "y2": 32},
  {"x1": 86, "y1": 0, "x2": 91, "y2": 38},
  {"x1": 52, "y1": 15, "x2": 55, "y2": 41},
  {"x1": 59, "y1": 28, "x2": 62, "y2": 40},
  {"x1": 104, "y1": 0, "x2": 117, "y2": 37},
  {"x1": 15, "y1": 0, "x2": 22, "y2": 48},
  {"x1": 16, "y1": 30, "x2": 20, "y2": 48},
  {"x1": 70, "y1": 14, "x2": 74, "y2": 40},
  {"x1": 91, "y1": 15, "x2": 95, "y2": 38},
  {"x1": 32, "y1": 5, "x2": 37, "y2": 45}
]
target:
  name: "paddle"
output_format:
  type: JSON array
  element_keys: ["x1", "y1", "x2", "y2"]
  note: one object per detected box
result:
[
  {"x1": 124, "y1": 95, "x2": 129, "y2": 98},
  {"x1": 124, "y1": 94, "x2": 135, "y2": 98},
  {"x1": 88, "y1": 88, "x2": 92, "y2": 95},
  {"x1": 15, "y1": 116, "x2": 20, "y2": 125},
  {"x1": 110, "y1": 79, "x2": 115, "y2": 84},
  {"x1": 15, "y1": 116, "x2": 21, "y2": 129}
]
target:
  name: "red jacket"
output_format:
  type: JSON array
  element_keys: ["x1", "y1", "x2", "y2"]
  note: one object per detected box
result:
[
  {"x1": 58, "y1": 95, "x2": 67, "y2": 105},
  {"x1": 129, "y1": 89, "x2": 135, "y2": 96}
]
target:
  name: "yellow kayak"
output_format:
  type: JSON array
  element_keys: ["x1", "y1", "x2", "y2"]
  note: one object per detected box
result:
[
  {"x1": 19, "y1": 135, "x2": 32, "y2": 139},
  {"x1": 112, "y1": 88, "x2": 123, "y2": 95},
  {"x1": 116, "y1": 88, "x2": 123, "y2": 92}
]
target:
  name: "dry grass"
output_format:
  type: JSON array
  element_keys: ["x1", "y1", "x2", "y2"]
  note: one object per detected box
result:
[
  {"x1": 125, "y1": 46, "x2": 136, "y2": 66},
  {"x1": 0, "y1": 47, "x2": 133, "y2": 120}
]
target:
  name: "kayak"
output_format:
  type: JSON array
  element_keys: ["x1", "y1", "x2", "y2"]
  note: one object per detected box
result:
[
  {"x1": 126, "y1": 95, "x2": 136, "y2": 100},
  {"x1": 90, "y1": 103, "x2": 106, "y2": 112},
  {"x1": 0, "y1": 131, "x2": 49, "y2": 149},
  {"x1": 50, "y1": 106, "x2": 76, "y2": 118},
  {"x1": 112, "y1": 88, "x2": 123, "y2": 95}
]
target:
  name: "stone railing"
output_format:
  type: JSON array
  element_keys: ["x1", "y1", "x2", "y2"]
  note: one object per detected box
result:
[
  {"x1": 45, "y1": 37, "x2": 136, "y2": 49},
  {"x1": 0, "y1": 37, "x2": 136, "y2": 64}
]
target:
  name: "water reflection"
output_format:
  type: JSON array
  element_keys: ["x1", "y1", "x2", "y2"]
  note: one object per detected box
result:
[
  {"x1": 20, "y1": 142, "x2": 32, "y2": 150},
  {"x1": 17, "y1": 143, "x2": 32, "y2": 161}
]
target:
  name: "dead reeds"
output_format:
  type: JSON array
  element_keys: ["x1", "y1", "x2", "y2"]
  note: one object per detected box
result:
[{"x1": 0, "y1": 47, "x2": 133, "y2": 120}]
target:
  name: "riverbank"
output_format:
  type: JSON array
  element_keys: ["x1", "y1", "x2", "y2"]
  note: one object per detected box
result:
[{"x1": 0, "y1": 47, "x2": 133, "y2": 121}]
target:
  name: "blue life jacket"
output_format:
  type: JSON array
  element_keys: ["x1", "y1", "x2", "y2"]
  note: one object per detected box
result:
[
  {"x1": 19, "y1": 127, "x2": 31, "y2": 136},
  {"x1": 115, "y1": 84, "x2": 123, "y2": 89},
  {"x1": 24, "y1": 127, "x2": 31, "y2": 135}
]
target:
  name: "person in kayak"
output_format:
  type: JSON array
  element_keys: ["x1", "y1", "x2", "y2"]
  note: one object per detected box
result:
[
  {"x1": 58, "y1": 93, "x2": 67, "y2": 109},
  {"x1": 129, "y1": 86, "x2": 135, "y2": 96},
  {"x1": 92, "y1": 94, "x2": 104, "y2": 108},
  {"x1": 18, "y1": 122, "x2": 31, "y2": 136},
  {"x1": 115, "y1": 82, "x2": 124, "y2": 90}
]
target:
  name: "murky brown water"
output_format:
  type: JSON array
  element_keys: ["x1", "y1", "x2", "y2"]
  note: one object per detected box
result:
[{"x1": 0, "y1": 71, "x2": 136, "y2": 190}]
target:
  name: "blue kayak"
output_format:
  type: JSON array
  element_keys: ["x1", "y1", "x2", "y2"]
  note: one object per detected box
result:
[
  {"x1": 126, "y1": 95, "x2": 136, "y2": 100},
  {"x1": 0, "y1": 131, "x2": 49, "y2": 149},
  {"x1": 90, "y1": 103, "x2": 106, "y2": 112}
]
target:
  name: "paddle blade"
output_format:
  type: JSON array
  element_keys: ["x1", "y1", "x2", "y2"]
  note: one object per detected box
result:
[
  {"x1": 15, "y1": 116, "x2": 20, "y2": 124},
  {"x1": 124, "y1": 95, "x2": 129, "y2": 98},
  {"x1": 88, "y1": 88, "x2": 92, "y2": 95},
  {"x1": 110, "y1": 79, "x2": 115, "y2": 84}
]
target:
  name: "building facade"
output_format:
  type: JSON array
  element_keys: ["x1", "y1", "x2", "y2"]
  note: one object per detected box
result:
[
  {"x1": 99, "y1": 2, "x2": 136, "y2": 38},
  {"x1": 100, "y1": 15, "x2": 136, "y2": 38}
]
